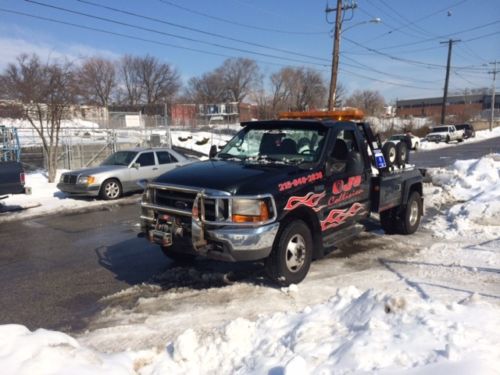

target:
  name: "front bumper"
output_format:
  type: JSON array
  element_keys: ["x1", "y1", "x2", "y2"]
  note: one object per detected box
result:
[
  {"x1": 141, "y1": 217, "x2": 279, "y2": 262},
  {"x1": 57, "y1": 182, "x2": 100, "y2": 196}
]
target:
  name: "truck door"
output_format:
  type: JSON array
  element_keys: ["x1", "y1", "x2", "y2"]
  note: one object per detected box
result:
[{"x1": 320, "y1": 127, "x2": 371, "y2": 233}]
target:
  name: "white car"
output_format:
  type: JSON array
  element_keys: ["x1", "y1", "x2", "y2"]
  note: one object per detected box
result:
[
  {"x1": 425, "y1": 125, "x2": 464, "y2": 143},
  {"x1": 386, "y1": 134, "x2": 420, "y2": 150}
]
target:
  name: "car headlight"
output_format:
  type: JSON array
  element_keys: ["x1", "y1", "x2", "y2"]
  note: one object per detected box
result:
[
  {"x1": 77, "y1": 175, "x2": 96, "y2": 185},
  {"x1": 142, "y1": 187, "x2": 152, "y2": 203},
  {"x1": 231, "y1": 198, "x2": 270, "y2": 223},
  {"x1": 59, "y1": 174, "x2": 65, "y2": 183}
]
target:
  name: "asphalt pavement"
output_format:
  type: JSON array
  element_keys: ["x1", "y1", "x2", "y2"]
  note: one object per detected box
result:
[
  {"x1": 0, "y1": 204, "x2": 166, "y2": 332},
  {"x1": 410, "y1": 135, "x2": 500, "y2": 168}
]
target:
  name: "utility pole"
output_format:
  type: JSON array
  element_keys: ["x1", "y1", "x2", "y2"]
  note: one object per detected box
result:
[
  {"x1": 440, "y1": 39, "x2": 460, "y2": 124},
  {"x1": 326, "y1": 0, "x2": 357, "y2": 110},
  {"x1": 489, "y1": 61, "x2": 498, "y2": 131}
]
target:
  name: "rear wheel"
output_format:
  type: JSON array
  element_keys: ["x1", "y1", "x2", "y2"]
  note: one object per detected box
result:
[
  {"x1": 265, "y1": 220, "x2": 313, "y2": 286},
  {"x1": 99, "y1": 179, "x2": 122, "y2": 200},
  {"x1": 398, "y1": 191, "x2": 422, "y2": 234}
]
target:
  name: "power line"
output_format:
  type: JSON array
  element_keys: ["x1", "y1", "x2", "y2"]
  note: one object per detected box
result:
[
  {"x1": 377, "y1": 19, "x2": 500, "y2": 51},
  {"x1": 0, "y1": 7, "x2": 318, "y2": 70},
  {"x1": 75, "y1": 0, "x2": 330, "y2": 63},
  {"x1": 24, "y1": 0, "x2": 329, "y2": 67},
  {"x1": 362, "y1": 0, "x2": 473, "y2": 43},
  {"x1": 156, "y1": 0, "x2": 327, "y2": 35}
]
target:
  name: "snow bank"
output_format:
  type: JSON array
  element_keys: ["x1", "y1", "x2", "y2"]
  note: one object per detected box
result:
[
  {"x1": 1, "y1": 288, "x2": 499, "y2": 374},
  {"x1": 425, "y1": 154, "x2": 500, "y2": 237},
  {"x1": 0, "y1": 171, "x2": 138, "y2": 223}
]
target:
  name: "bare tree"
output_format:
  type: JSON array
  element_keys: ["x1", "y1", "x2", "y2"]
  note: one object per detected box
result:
[
  {"x1": 119, "y1": 54, "x2": 181, "y2": 105},
  {"x1": 120, "y1": 54, "x2": 143, "y2": 105},
  {"x1": 2, "y1": 54, "x2": 76, "y2": 182},
  {"x1": 269, "y1": 67, "x2": 327, "y2": 114},
  {"x1": 185, "y1": 70, "x2": 227, "y2": 104},
  {"x1": 77, "y1": 57, "x2": 116, "y2": 107},
  {"x1": 136, "y1": 55, "x2": 181, "y2": 104},
  {"x1": 345, "y1": 89, "x2": 386, "y2": 116},
  {"x1": 218, "y1": 58, "x2": 260, "y2": 103}
]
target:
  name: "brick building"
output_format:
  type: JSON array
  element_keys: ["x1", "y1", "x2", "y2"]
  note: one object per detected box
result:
[{"x1": 396, "y1": 93, "x2": 499, "y2": 119}]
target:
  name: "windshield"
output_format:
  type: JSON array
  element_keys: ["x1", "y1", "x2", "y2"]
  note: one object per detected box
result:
[
  {"x1": 218, "y1": 126, "x2": 327, "y2": 164},
  {"x1": 389, "y1": 135, "x2": 404, "y2": 141},
  {"x1": 432, "y1": 127, "x2": 449, "y2": 133},
  {"x1": 101, "y1": 151, "x2": 138, "y2": 166}
]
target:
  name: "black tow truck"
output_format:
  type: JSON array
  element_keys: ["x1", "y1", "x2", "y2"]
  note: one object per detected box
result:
[{"x1": 140, "y1": 109, "x2": 423, "y2": 285}]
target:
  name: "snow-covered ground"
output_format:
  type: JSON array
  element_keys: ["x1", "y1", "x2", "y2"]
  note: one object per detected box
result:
[
  {"x1": 0, "y1": 171, "x2": 139, "y2": 223},
  {"x1": 1, "y1": 155, "x2": 499, "y2": 374}
]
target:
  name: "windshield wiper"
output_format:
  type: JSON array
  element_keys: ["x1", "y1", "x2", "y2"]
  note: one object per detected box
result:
[{"x1": 216, "y1": 153, "x2": 245, "y2": 161}]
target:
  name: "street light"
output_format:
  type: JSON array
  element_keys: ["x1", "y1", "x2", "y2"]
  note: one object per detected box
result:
[{"x1": 327, "y1": 17, "x2": 382, "y2": 110}]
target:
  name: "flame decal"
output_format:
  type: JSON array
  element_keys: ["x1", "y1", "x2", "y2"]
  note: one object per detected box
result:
[
  {"x1": 285, "y1": 191, "x2": 326, "y2": 212},
  {"x1": 320, "y1": 202, "x2": 366, "y2": 231}
]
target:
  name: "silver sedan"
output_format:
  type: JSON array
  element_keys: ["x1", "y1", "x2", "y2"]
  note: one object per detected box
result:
[{"x1": 57, "y1": 148, "x2": 193, "y2": 200}]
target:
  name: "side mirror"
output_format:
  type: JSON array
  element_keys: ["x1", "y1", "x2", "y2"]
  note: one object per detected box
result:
[
  {"x1": 132, "y1": 163, "x2": 140, "y2": 169},
  {"x1": 209, "y1": 145, "x2": 217, "y2": 159}
]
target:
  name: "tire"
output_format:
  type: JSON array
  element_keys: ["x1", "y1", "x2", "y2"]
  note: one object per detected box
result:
[
  {"x1": 380, "y1": 207, "x2": 399, "y2": 234},
  {"x1": 265, "y1": 220, "x2": 313, "y2": 286},
  {"x1": 161, "y1": 247, "x2": 196, "y2": 263},
  {"x1": 398, "y1": 191, "x2": 422, "y2": 234},
  {"x1": 395, "y1": 142, "x2": 409, "y2": 167},
  {"x1": 99, "y1": 178, "x2": 122, "y2": 200},
  {"x1": 458, "y1": 137, "x2": 464, "y2": 143},
  {"x1": 446, "y1": 135, "x2": 451, "y2": 143},
  {"x1": 413, "y1": 142, "x2": 419, "y2": 151},
  {"x1": 382, "y1": 142, "x2": 397, "y2": 168}
]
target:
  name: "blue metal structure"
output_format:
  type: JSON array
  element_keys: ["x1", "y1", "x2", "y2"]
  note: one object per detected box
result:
[{"x1": 1, "y1": 126, "x2": 21, "y2": 162}]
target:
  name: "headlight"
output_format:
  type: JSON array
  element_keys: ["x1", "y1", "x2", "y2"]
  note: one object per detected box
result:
[
  {"x1": 59, "y1": 174, "x2": 65, "y2": 183},
  {"x1": 77, "y1": 175, "x2": 96, "y2": 185},
  {"x1": 142, "y1": 187, "x2": 152, "y2": 203},
  {"x1": 232, "y1": 198, "x2": 269, "y2": 223}
]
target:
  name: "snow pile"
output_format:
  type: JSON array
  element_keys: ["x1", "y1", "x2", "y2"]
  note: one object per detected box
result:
[
  {"x1": 1, "y1": 288, "x2": 499, "y2": 374},
  {"x1": 425, "y1": 154, "x2": 500, "y2": 237},
  {"x1": 0, "y1": 171, "x2": 138, "y2": 222}
]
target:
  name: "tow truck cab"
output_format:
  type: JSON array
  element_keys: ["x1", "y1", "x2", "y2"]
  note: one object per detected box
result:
[{"x1": 140, "y1": 109, "x2": 423, "y2": 285}]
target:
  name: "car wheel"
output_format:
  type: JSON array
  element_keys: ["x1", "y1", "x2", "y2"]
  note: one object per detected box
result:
[
  {"x1": 413, "y1": 142, "x2": 419, "y2": 151},
  {"x1": 382, "y1": 142, "x2": 397, "y2": 167},
  {"x1": 161, "y1": 247, "x2": 197, "y2": 263},
  {"x1": 446, "y1": 135, "x2": 451, "y2": 143},
  {"x1": 265, "y1": 220, "x2": 313, "y2": 286},
  {"x1": 395, "y1": 142, "x2": 409, "y2": 167},
  {"x1": 99, "y1": 178, "x2": 122, "y2": 200},
  {"x1": 398, "y1": 191, "x2": 422, "y2": 234}
]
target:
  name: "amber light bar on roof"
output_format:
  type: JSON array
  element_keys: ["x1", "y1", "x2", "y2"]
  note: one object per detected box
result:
[{"x1": 278, "y1": 107, "x2": 364, "y2": 121}]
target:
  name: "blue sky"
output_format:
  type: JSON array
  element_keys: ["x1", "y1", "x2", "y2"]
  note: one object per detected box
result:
[{"x1": 0, "y1": 0, "x2": 498, "y2": 102}]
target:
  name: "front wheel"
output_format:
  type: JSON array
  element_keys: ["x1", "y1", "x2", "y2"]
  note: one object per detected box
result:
[
  {"x1": 99, "y1": 179, "x2": 122, "y2": 200},
  {"x1": 265, "y1": 220, "x2": 313, "y2": 286}
]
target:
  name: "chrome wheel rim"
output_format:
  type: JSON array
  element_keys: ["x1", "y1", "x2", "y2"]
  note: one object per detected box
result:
[
  {"x1": 285, "y1": 234, "x2": 306, "y2": 273},
  {"x1": 389, "y1": 148, "x2": 396, "y2": 162},
  {"x1": 409, "y1": 199, "x2": 419, "y2": 226},
  {"x1": 105, "y1": 181, "x2": 120, "y2": 199}
]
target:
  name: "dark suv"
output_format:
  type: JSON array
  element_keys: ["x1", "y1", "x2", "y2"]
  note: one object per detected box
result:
[{"x1": 455, "y1": 124, "x2": 475, "y2": 139}]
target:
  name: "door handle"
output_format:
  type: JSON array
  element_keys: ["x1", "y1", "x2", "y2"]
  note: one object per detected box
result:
[{"x1": 153, "y1": 167, "x2": 158, "y2": 170}]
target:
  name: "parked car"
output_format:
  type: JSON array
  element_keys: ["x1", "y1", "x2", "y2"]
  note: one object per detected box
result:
[
  {"x1": 425, "y1": 125, "x2": 463, "y2": 143},
  {"x1": 454, "y1": 124, "x2": 475, "y2": 139},
  {"x1": 0, "y1": 161, "x2": 27, "y2": 197},
  {"x1": 57, "y1": 148, "x2": 192, "y2": 200},
  {"x1": 139, "y1": 110, "x2": 424, "y2": 286},
  {"x1": 386, "y1": 133, "x2": 420, "y2": 150}
]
